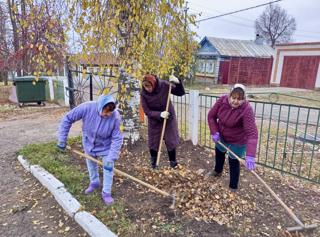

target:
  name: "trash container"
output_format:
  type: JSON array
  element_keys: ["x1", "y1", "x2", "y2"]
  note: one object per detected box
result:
[{"x1": 13, "y1": 76, "x2": 46, "y2": 106}]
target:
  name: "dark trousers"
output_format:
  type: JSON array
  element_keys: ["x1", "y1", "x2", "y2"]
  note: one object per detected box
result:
[{"x1": 214, "y1": 147, "x2": 240, "y2": 189}]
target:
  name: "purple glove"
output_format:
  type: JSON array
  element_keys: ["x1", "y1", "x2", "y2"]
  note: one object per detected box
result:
[
  {"x1": 211, "y1": 132, "x2": 220, "y2": 143},
  {"x1": 245, "y1": 156, "x2": 256, "y2": 171}
]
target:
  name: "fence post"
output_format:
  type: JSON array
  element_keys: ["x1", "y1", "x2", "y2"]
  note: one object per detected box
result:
[
  {"x1": 89, "y1": 73, "x2": 93, "y2": 101},
  {"x1": 189, "y1": 90, "x2": 199, "y2": 145},
  {"x1": 63, "y1": 77, "x2": 69, "y2": 107},
  {"x1": 48, "y1": 77, "x2": 54, "y2": 101}
]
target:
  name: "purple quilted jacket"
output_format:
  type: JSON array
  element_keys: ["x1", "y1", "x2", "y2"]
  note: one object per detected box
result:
[{"x1": 207, "y1": 95, "x2": 258, "y2": 157}]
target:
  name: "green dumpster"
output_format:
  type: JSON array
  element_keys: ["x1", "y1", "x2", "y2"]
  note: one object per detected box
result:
[{"x1": 13, "y1": 76, "x2": 46, "y2": 106}]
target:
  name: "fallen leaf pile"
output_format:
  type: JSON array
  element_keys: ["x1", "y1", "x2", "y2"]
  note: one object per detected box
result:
[{"x1": 117, "y1": 162, "x2": 253, "y2": 225}]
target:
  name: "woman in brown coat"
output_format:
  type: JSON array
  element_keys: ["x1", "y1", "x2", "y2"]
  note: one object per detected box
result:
[{"x1": 141, "y1": 74, "x2": 185, "y2": 169}]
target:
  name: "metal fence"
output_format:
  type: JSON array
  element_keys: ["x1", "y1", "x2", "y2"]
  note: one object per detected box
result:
[
  {"x1": 66, "y1": 69, "x2": 116, "y2": 108},
  {"x1": 172, "y1": 92, "x2": 320, "y2": 184}
]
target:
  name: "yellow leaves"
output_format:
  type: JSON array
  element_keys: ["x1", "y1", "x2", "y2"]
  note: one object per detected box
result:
[
  {"x1": 32, "y1": 219, "x2": 40, "y2": 225},
  {"x1": 82, "y1": 0, "x2": 88, "y2": 10},
  {"x1": 12, "y1": 4, "x2": 18, "y2": 14},
  {"x1": 121, "y1": 84, "x2": 126, "y2": 93},
  {"x1": 58, "y1": 219, "x2": 64, "y2": 228},
  {"x1": 66, "y1": 0, "x2": 197, "y2": 78},
  {"x1": 102, "y1": 88, "x2": 109, "y2": 95},
  {"x1": 99, "y1": 39, "x2": 105, "y2": 49}
]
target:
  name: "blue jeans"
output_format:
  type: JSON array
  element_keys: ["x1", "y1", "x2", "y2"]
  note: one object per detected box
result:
[{"x1": 86, "y1": 156, "x2": 114, "y2": 194}]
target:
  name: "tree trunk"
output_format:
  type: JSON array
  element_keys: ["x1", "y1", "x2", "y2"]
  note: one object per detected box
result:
[
  {"x1": 0, "y1": 71, "x2": 8, "y2": 85},
  {"x1": 117, "y1": 69, "x2": 141, "y2": 146},
  {"x1": 7, "y1": 0, "x2": 21, "y2": 76},
  {"x1": 20, "y1": 0, "x2": 27, "y2": 75}
]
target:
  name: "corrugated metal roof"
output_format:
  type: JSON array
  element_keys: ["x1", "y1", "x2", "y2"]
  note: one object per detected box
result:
[{"x1": 206, "y1": 37, "x2": 274, "y2": 57}]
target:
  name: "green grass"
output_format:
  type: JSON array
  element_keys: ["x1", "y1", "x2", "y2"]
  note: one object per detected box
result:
[
  {"x1": 18, "y1": 138, "x2": 135, "y2": 236},
  {"x1": 157, "y1": 221, "x2": 183, "y2": 234}
]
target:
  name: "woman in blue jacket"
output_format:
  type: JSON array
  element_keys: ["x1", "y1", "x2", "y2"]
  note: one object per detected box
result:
[{"x1": 57, "y1": 94, "x2": 123, "y2": 205}]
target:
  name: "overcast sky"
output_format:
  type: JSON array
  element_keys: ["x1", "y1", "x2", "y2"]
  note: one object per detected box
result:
[{"x1": 188, "y1": 0, "x2": 320, "y2": 43}]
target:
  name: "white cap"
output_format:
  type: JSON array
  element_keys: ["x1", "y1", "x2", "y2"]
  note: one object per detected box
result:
[{"x1": 230, "y1": 83, "x2": 246, "y2": 97}]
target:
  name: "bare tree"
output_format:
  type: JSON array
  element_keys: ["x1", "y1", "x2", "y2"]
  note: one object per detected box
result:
[
  {"x1": 0, "y1": 1, "x2": 10, "y2": 84},
  {"x1": 1, "y1": 0, "x2": 68, "y2": 76},
  {"x1": 255, "y1": 4, "x2": 296, "y2": 48}
]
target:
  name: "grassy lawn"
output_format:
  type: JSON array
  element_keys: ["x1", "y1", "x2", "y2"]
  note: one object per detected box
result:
[{"x1": 18, "y1": 137, "x2": 134, "y2": 236}]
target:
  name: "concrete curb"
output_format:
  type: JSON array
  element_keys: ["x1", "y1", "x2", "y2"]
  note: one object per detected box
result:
[
  {"x1": 18, "y1": 155, "x2": 30, "y2": 171},
  {"x1": 17, "y1": 155, "x2": 117, "y2": 237},
  {"x1": 75, "y1": 211, "x2": 117, "y2": 237},
  {"x1": 30, "y1": 165, "x2": 65, "y2": 194}
]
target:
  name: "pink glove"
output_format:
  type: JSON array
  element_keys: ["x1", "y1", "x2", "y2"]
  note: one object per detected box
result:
[
  {"x1": 245, "y1": 156, "x2": 256, "y2": 171},
  {"x1": 211, "y1": 132, "x2": 220, "y2": 143}
]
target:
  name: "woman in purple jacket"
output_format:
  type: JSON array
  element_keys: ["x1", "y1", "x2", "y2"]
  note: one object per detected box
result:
[
  {"x1": 141, "y1": 74, "x2": 185, "y2": 169},
  {"x1": 207, "y1": 84, "x2": 258, "y2": 191},
  {"x1": 57, "y1": 94, "x2": 123, "y2": 205}
]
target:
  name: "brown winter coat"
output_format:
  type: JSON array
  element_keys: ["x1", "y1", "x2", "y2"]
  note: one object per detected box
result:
[{"x1": 141, "y1": 77, "x2": 185, "y2": 151}]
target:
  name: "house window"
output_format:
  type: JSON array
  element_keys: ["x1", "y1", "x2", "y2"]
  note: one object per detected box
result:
[
  {"x1": 202, "y1": 62, "x2": 206, "y2": 73},
  {"x1": 197, "y1": 61, "x2": 203, "y2": 73},
  {"x1": 208, "y1": 62, "x2": 213, "y2": 73},
  {"x1": 197, "y1": 60, "x2": 216, "y2": 74}
]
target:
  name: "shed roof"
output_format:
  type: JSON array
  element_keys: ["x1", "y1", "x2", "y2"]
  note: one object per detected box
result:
[{"x1": 201, "y1": 36, "x2": 274, "y2": 57}]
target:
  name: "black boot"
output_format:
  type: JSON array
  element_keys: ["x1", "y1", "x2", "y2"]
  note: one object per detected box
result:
[
  {"x1": 170, "y1": 160, "x2": 178, "y2": 169},
  {"x1": 150, "y1": 156, "x2": 157, "y2": 169},
  {"x1": 168, "y1": 149, "x2": 178, "y2": 169},
  {"x1": 150, "y1": 149, "x2": 158, "y2": 169}
]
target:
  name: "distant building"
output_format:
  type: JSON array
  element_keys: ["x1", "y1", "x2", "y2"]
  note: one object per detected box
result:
[
  {"x1": 270, "y1": 42, "x2": 320, "y2": 89},
  {"x1": 70, "y1": 53, "x2": 119, "y2": 76},
  {"x1": 196, "y1": 35, "x2": 274, "y2": 85}
]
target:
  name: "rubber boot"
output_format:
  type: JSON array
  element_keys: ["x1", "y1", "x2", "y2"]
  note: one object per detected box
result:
[
  {"x1": 84, "y1": 181, "x2": 100, "y2": 195},
  {"x1": 101, "y1": 192, "x2": 114, "y2": 205},
  {"x1": 168, "y1": 149, "x2": 178, "y2": 169},
  {"x1": 149, "y1": 149, "x2": 158, "y2": 169},
  {"x1": 150, "y1": 156, "x2": 157, "y2": 169}
]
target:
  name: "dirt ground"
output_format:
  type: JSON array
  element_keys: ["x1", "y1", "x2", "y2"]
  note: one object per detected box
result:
[
  {"x1": 0, "y1": 102, "x2": 84, "y2": 237},
  {"x1": 1, "y1": 101, "x2": 320, "y2": 237},
  {"x1": 108, "y1": 138, "x2": 320, "y2": 237}
]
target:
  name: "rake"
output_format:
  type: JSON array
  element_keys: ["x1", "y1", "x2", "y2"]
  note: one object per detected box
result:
[
  {"x1": 156, "y1": 82, "x2": 172, "y2": 167},
  {"x1": 66, "y1": 146, "x2": 176, "y2": 209},
  {"x1": 217, "y1": 141, "x2": 318, "y2": 232}
]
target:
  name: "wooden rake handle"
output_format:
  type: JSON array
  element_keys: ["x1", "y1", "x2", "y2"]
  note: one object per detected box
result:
[
  {"x1": 156, "y1": 82, "x2": 172, "y2": 166},
  {"x1": 217, "y1": 141, "x2": 305, "y2": 228},
  {"x1": 66, "y1": 146, "x2": 171, "y2": 198}
]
